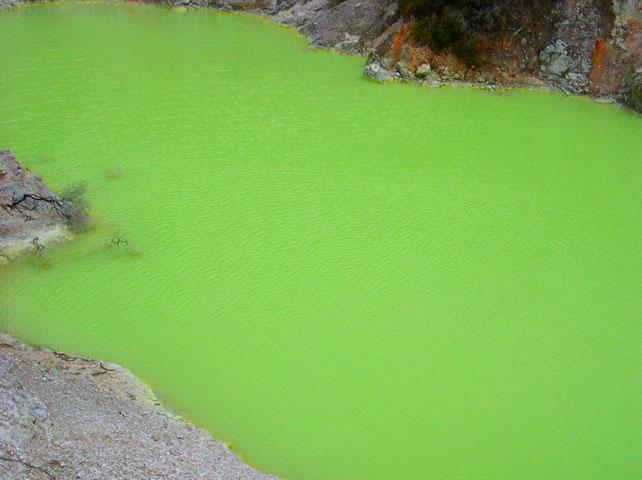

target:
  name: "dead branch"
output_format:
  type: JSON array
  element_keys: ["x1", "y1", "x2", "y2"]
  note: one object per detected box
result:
[
  {"x1": 8, "y1": 193, "x2": 66, "y2": 216},
  {"x1": 100, "y1": 362, "x2": 115, "y2": 371},
  {"x1": 54, "y1": 351, "x2": 92, "y2": 363},
  {"x1": 8, "y1": 184, "x2": 88, "y2": 230},
  {"x1": 110, "y1": 233, "x2": 130, "y2": 252}
]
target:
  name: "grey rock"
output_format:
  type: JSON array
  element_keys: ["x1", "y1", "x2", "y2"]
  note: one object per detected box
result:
[
  {"x1": 625, "y1": 72, "x2": 642, "y2": 113},
  {"x1": 548, "y1": 55, "x2": 569, "y2": 75},
  {"x1": 276, "y1": 0, "x2": 395, "y2": 54},
  {"x1": 334, "y1": 32, "x2": 360, "y2": 51},
  {"x1": 415, "y1": 63, "x2": 431, "y2": 78},
  {"x1": 394, "y1": 59, "x2": 411, "y2": 80},
  {"x1": 613, "y1": 0, "x2": 642, "y2": 21},
  {"x1": 536, "y1": 0, "x2": 605, "y2": 95},
  {"x1": 422, "y1": 75, "x2": 442, "y2": 87},
  {"x1": 539, "y1": 38, "x2": 588, "y2": 93},
  {"x1": 0, "y1": 150, "x2": 87, "y2": 263},
  {"x1": 363, "y1": 62, "x2": 394, "y2": 82}
]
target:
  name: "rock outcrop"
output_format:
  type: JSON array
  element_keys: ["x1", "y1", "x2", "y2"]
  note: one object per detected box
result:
[
  {"x1": 363, "y1": 59, "x2": 395, "y2": 81},
  {"x1": 0, "y1": 151, "x2": 86, "y2": 265},
  {"x1": 352, "y1": 1, "x2": 640, "y2": 111},
  {"x1": 274, "y1": 0, "x2": 641, "y2": 112}
]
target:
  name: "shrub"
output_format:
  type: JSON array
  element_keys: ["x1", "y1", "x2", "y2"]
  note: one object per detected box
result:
[
  {"x1": 408, "y1": 6, "x2": 481, "y2": 66},
  {"x1": 59, "y1": 183, "x2": 90, "y2": 231}
]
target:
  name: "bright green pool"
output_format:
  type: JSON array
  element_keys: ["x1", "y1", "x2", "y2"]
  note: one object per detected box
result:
[{"x1": 1, "y1": 3, "x2": 641, "y2": 479}]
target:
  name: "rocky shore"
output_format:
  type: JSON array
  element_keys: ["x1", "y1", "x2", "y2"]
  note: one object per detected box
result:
[
  {"x1": 274, "y1": 0, "x2": 642, "y2": 111},
  {"x1": 0, "y1": 333, "x2": 280, "y2": 480},
  {"x1": 1, "y1": 0, "x2": 640, "y2": 112}
]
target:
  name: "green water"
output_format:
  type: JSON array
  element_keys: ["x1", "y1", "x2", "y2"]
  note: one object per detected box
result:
[{"x1": 1, "y1": 4, "x2": 641, "y2": 479}]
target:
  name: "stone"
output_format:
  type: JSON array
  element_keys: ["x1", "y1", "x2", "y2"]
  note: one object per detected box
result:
[
  {"x1": 548, "y1": 55, "x2": 569, "y2": 75},
  {"x1": 415, "y1": 63, "x2": 431, "y2": 78},
  {"x1": 0, "y1": 151, "x2": 87, "y2": 263},
  {"x1": 0, "y1": 333, "x2": 280, "y2": 480},
  {"x1": 363, "y1": 62, "x2": 394, "y2": 82},
  {"x1": 626, "y1": 72, "x2": 642, "y2": 113},
  {"x1": 334, "y1": 32, "x2": 360, "y2": 52},
  {"x1": 394, "y1": 59, "x2": 411, "y2": 80}
]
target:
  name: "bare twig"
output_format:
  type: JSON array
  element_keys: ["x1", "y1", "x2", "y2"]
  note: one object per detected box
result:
[
  {"x1": 32, "y1": 237, "x2": 50, "y2": 267},
  {"x1": 110, "y1": 233, "x2": 129, "y2": 252},
  {"x1": 104, "y1": 233, "x2": 139, "y2": 256},
  {"x1": 54, "y1": 351, "x2": 92, "y2": 363},
  {"x1": 100, "y1": 362, "x2": 115, "y2": 371}
]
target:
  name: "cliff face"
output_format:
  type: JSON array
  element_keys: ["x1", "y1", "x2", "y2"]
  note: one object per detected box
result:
[{"x1": 383, "y1": 0, "x2": 641, "y2": 101}]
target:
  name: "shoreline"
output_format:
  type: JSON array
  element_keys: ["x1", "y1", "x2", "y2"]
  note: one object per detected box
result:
[
  {"x1": 0, "y1": 332, "x2": 281, "y2": 480},
  {"x1": 0, "y1": 224, "x2": 68, "y2": 267},
  {"x1": 1, "y1": 0, "x2": 640, "y2": 115}
]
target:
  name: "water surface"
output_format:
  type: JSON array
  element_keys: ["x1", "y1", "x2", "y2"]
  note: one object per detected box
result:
[{"x1": 1, "y1": 4, "x2": 641, "y2": 479}]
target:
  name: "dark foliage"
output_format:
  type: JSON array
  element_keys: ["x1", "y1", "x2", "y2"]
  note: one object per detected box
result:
[
  {"x1": 59, "y1": 183, "x2": 89, "y2": 230},
  {"x1": 398, "y1": 0, "x2": 563, "y2": 66}
]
